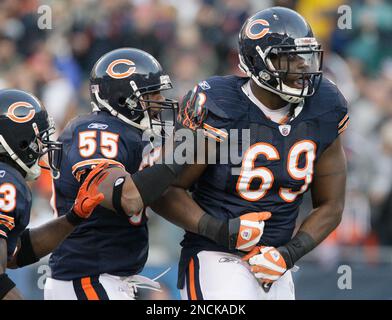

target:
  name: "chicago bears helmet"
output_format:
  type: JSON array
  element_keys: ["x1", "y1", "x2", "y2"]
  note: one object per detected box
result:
[
  {"x1": 238, "y1": 7, "x2": 323, "y2": 103},
  {"x1": 90, "y1": 48, "x2": 178, "y2": 135},
  {"x1": 0, "y1": 89, "x2": 62, "y2": 180}
]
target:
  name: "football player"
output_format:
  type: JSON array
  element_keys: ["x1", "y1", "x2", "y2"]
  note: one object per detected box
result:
[
  {"x1": 0, "y1": 89, "x2": 107, "y2": 300},
  {"x1": 45, "y1": 47, "x2": 272, "y2": 300},
  {"x1": 152, "y1": 7, "x2": 349, "y2": 300}
]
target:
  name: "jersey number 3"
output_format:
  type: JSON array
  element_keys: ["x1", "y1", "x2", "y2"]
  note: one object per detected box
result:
[
  {"x1": 0, "y1": 183, "x2": 17, "y2": 212},
  {"x1": 236, "y1": 140, "x2": 316, "y2": 203},
  {"x1": 79, "y1": 131, "x2": 119, "y2": 159}
]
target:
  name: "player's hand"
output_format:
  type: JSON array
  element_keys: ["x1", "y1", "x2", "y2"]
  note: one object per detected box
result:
[
  {"x1": 73, "y1": 161, "x2": 110, "y2": 218},
  {"x1": 242, "y1": 246, "x2": 287, "y2": 284},
  {"x1": 228, "y1": 211, "x2": 271, "y2": 251}
]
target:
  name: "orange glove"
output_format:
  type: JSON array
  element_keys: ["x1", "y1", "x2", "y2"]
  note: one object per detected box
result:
[
  {"x1": 66, "y1": 161, "x2": 110, "y2": 225},
  {"x1": 229, "y1": 211, "x2": 271, "y2": 251},
  {"x1": 242, "y1": 246, "x2": 287, "y2": 284}
]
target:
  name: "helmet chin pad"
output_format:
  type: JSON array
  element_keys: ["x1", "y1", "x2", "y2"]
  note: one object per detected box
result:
[{"x1": 278, "y1": 82, "x2": 309, "y2": 103}]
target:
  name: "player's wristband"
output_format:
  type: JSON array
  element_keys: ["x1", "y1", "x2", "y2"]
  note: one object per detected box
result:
[
  {"x1": 16, "y1": 229, "x2": 39, "y2": 268},
  {"x1": 65, "y1": 208, "x2": 85, "y2": 226},
  {"x1": 131, "y1": 162, "x2": 184, "y2": 207},
  {"x1": 278, "y1": 231, "x2": 316, "y2": 269},
  {"x1": 198, "y1": 213, "x2": 231, "y2": 248},
  {"x1": 0, "y1": 273, "x2": 16, "y2": 299},
  {"x1": 112, "y1": 176, "x2": 127, "y2": 216}
]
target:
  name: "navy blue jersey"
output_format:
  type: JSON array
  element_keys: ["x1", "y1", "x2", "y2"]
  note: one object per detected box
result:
[
  {"x1": 177, "y1": 76, "x2": 348, "y2": 283},
  {"x1": 49, "y1": 111, "x2": 148, "y2": 280},
  {"x1": 0, "y1": 162, "x2": 31, "y2": 261}
]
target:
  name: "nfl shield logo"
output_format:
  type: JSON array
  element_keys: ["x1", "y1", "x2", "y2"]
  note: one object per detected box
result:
[{"x1": 279, "y1": 125, "x2": 291, "y2": 136}]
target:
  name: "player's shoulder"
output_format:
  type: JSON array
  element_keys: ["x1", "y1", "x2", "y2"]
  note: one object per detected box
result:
[
  {"x1": 61, "y1": 112, "x2": 115, "y2": 134},
  {"x1": 304, "y1": 77, "x2": 349, "y2": 137},
  {"x1": 179, "y1": 75, "x2": 247, "y2": 128},
  {"x1": 197, "y1": 75, "x2": 247, "y2": 117},
  {"x1": 60, "y1": 111, "x2": 141, "y2": 142},
  {"x1": 306, "y1": 77, "x2": 348, "y2": 117},
  {"x1": 200, "y1": 75, "x2": 243, "y2": 92},
  {"x1": 0, "y1": 162, "x2": 30, "y2": 201}
]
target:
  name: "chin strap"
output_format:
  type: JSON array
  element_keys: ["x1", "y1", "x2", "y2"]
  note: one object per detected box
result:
[
  {"x1": 92, "y1": 90, "x2": 150, "y2": 131},
  {"x1": 0, "y1": 134, "x2": 41, "y2": 181},
  {"x1": 238, "y1": 54, "x2": 306, "y2": 104},
  {"x1": 92, "y1": 90, "x2": 166, "y2": 140}
]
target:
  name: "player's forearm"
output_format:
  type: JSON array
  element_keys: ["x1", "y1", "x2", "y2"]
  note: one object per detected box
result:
[
  {"x1": 298, "y1": 201, "x2": 343, "y2": 245},
  {"x1": 96, "y1": 163, "x2": 185, "y2": 217},
  {"x1": 0, "y1": 263, "x2": 22, "y2": 299},
  {"x1": 0, "y1": 240, "x2": 22, "y2": 300},
  {"x1": 9, "y1": 217, "x2": 74, "y2": 268},
  {"x1": 94, "y1": 168, "x2": 143, "y2": 215},
  {"x1": 279, "y1": 201, "x2": 344, "y2": 268},
  {"x1": 0, "y1": 242, "x2": 6, "y2": 275},
  {"x1": 29, "y1": 216, "x2": 75, "y2": 259},
  {"x1": 151, "y1": 186, "x2": 202, "y2": 233},
  {"x1": 151, "y1": 186, "x2": 242, "y2": 249},
  {"x1": 2, "y1": 287, "x2": 23, "y2": 300}
]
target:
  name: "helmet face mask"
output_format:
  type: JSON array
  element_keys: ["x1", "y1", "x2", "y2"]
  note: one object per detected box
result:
[
  {"x1": 34, "y1": 117, "x2": 63, "y2": 179},
  {"x1": 238, "y1": 7, "x2": 324, "y2": 104},
  {"x1": 0, "y1": 89, "x2": 63, "y2": 181},
  {"x1": 90, "y1": 48, "x2": 178, "y2": 136},
  {"x1": 126, "y1": 75, "x2": 178, "y2": 136}
]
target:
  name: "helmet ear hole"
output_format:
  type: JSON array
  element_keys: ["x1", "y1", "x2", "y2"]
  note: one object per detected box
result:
[
  {"x1": 19, "y1": 140, "x2": 29, "y2": 150},
  {"x1": 118, "y1": 96, "x2": 126, "y2": 107}
]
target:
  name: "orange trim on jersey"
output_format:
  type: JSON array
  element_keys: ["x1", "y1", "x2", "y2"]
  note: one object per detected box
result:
[
  {"x1": 188, "y1": 258, "x2": 197, "y2": 300},
  {"x1": 338, "y1": 120, "x2": 349, "y2": 134},
  {"x1": 338, "y1": 114, "x2": 349, "y2": 128},
  {"x1": 81, "y1": 277, "x2": 100, "y2": 300},
  {"x1": 278, "y1": 114, "x2": 289, "y2": 125},
  {"x1": 71, "y1": 159, "x2": 124, "y2": 175},
  {"x1": 0, "y1": 230, "x2": 7, "y2": 238},
  {"x1": 203, "y1": 131, "x2": 223, "y2": 142},
  {"x1": 0, "y1": 219, "x2": 14, "y2": 231},
  {"x1": 75, "y1": 169, "x2": 86, "y2": 183},
  {"x1": 0, "y1": 214, "x2": 14, "y2": 223},
  {"x1": 203, "y1": 123, "x2": 228, "y2": 138}
]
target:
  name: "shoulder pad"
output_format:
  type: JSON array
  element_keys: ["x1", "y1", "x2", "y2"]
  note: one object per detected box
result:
[{"x1": 305, "y1": 77, "x2": 348, "y2": 118}]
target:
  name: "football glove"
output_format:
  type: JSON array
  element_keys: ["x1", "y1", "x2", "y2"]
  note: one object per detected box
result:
[
  {"x1": 229, "y1": 211, "x2": 271, "y2": 251},
  {"x1": 67, "y1": 161, "x2": 109, "y2": 223},
  {"x1": 242, "y1": 246, "x2": 287, "y2": 283}
]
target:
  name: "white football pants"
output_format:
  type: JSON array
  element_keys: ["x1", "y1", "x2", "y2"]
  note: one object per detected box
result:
[
  {"x1": 44, "y1": 273, "x2": 161, "y2": 300},
  {"x1": 180, "y1": 250, "x2": 295, "y2": 300}
]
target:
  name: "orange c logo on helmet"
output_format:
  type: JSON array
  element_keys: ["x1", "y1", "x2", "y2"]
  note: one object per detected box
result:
[
  {"x1": 245, "y1": 19, "x2": 270, "y2": 40},
  {"x1": 106, "y1": 59, "x2": 136, "y2": 79},
  {"x1": 7, "y1": 102, "x2": 36, "y2": 123}
]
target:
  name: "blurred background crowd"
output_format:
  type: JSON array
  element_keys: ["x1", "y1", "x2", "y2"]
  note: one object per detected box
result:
[{"x1": 1, "y1": 0, "x2": 392, "y2": 299}]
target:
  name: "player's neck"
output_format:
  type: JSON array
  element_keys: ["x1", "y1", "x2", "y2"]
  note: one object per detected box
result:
[{"x1": 250, "y1": 80, "x2": 287, "y2": 110}]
